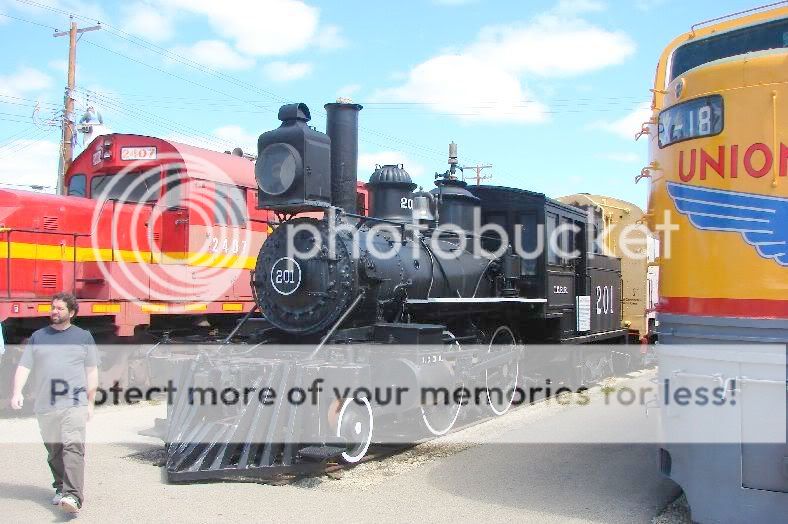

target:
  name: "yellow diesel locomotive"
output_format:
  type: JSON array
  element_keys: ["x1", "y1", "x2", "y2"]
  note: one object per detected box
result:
[{"x1": 645, "y1": 4, "x2": 788, "y2": 521}]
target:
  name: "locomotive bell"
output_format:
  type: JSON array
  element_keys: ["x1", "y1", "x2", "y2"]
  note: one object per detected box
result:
[
  {"x1": 368, "y1": 164, "x2": 417, "y2": 222},
  {"x1": 254, "y1": 103, "x2": 332, "y2": 212},
  {"x1": 412, "y1": 189, "x2": 435, "y2": 223}
]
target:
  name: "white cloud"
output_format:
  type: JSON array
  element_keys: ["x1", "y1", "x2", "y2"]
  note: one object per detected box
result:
[
  {"x1": 358, "y1": 151, "x2": 428, "y2": 187},
  {"x1": 372, "y1": 2, "x2": 634, "y2": 124},
  {"x1": 162, "y1": 0, "x2": 320, "y2": 56},
  {"x1": 593, "y1": 101, "x2": 652, "y2": 140},
  {"x1": 212, "y1": 125, "x2": 258, "y2": 154},
  {"x1": 596, "y1": 152, "x2": 641, "y2": 163},
  {"x1": 314, "y1": 24, "x2": 347, "y2": 50},
  {"x1": 433, "y1": 0, "x2": 478, "y2": 5},
  {"x1": 170, "y1": 40, "x2": 254, "y2": 70},
  {"x1": 0, "y1": 139, "x2": 60, "y2": 191},
  {"x1": 468, "y1": 16, "x2": 634, "y2": 78},
  {"x1": 263, "y1": 61, "x2": 313, "y2": 82},
  {"x1": 635, "y1": 0, "x2": 667, "y2": 11},
  {"x1": 120, "y1": 3, "x2": 175, "y2": 42},
  {"x1": 553, "y1": 0, "x2": 606, "y2": 15},
  {"x1": 374, "y1": 55, "x2": 549, "y2": 124},
  {"x1": 337, "y1": 84, "x2": 361, "y2": 98},
  {"x1": 164, "y1": 133, "x2": 224, "y2": 151},
  {"x1": 48, "y1": 59, "x2": 68, "y2": 74},
  {"x1": 0, "y1": 67, "x2": 53, "y2": 99}
]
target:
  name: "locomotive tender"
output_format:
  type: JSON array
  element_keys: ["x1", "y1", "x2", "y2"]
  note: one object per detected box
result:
[{"x1": 164, "y1": 100, "x2": 628, "y2": 481}]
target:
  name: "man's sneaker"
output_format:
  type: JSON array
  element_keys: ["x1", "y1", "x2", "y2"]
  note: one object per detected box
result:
[
  {"x1": 51, "y1": 491, "x2": 63, "y2": 505},
  {"x1": 60, "y1": 495, "x2": 80, "y2": 514}
]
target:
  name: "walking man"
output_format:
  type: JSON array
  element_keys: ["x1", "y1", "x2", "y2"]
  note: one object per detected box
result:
[{"x1": 10, "y1": 292, "x2": 98, "y2": 515}]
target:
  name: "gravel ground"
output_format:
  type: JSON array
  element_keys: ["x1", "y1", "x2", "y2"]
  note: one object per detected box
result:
[{"x1": 652, "y1": 494, "x2": 691, "y2": 524}]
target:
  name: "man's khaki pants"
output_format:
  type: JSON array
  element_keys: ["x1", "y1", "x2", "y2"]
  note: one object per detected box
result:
[{"x1": 37, "y1": 406, "x2": 88, "y2": 504}]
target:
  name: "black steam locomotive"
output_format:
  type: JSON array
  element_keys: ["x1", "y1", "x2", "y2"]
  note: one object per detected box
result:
[{"x1": 164, "y1": 101, "x2": 628, "y2": 481}]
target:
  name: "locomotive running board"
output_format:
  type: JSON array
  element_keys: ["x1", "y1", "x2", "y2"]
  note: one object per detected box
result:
[{"x1": 406, "y1": 297, "x2": 547, "y2": 304}]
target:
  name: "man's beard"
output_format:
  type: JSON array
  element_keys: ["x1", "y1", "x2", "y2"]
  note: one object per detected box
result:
[{"x1": 51, "y1": 315, "x2": 69, "y2": 325}]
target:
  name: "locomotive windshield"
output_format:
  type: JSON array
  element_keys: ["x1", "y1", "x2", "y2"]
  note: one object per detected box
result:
[
  {"x1": 90, "y1": 170, "x2": 160, "y2": 203},
  {"x1": 670, "y1": 17, "x2": 788, "y2": 81}
]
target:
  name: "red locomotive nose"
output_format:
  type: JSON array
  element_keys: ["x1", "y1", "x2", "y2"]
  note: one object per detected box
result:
[{"x1": 0, "y1": 188, "x2": 22, "y2": 223}]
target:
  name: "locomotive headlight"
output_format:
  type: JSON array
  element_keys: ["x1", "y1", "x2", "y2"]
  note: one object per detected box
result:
[
  {"x1": 255, "y1": 142, "x2": 301, "y2": 196},
  {"x1": 674, "y1": 78, "x2": 685, "y2": 99}
]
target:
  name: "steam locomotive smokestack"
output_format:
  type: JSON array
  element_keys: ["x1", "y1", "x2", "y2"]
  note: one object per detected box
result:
[{"x1": 325, "y1": 99, "x2": 363, "y2": 213}]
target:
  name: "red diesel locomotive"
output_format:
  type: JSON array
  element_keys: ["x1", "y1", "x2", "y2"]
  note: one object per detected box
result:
[{"x1": 0, "y1": 133, "x2": 368, "y2": 390}]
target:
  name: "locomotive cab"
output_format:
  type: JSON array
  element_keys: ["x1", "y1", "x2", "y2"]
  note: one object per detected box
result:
[{"x1": 471, "y1": 186, "x2": 623, "y2": 342}]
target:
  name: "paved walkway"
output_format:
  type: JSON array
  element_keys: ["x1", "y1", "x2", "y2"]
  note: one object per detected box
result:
[{"x1": 0, "y1": 371, "x2": 680, "y2": 523}]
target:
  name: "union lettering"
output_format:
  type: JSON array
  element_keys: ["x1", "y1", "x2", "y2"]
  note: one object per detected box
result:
[{"x1": 677, "y1": 142, "x2": 787, "y2": 181}]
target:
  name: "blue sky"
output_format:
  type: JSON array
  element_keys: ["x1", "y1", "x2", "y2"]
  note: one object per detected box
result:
[{"x1": 0, "y1": 0, "x2": 768, "y2": 207}]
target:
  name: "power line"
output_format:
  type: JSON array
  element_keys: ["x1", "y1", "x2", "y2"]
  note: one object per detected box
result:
[
  {"x1": 11, "y1": 1, "x2": 456, "y2": 162},
  {"x1": 0, "y1": 10, "x2": 57, "y2": 30},
  {"x1": 0, "y1": 126, "x2": 55, "y2": 159},
  {"x1": 0, "y1": 124, "x2": 40, "y2": 146},
  {"x1": 0, "y1": 99, "x2": 55, "y2": 110},
  {"x1": 60, "y1": 90, "x2": 649, "y2": 109},
  {"x1": 6, "y1": 0, "x2": 648, "y2": 169},
  {"x1": 360, "y1": 95, "x2": 648, "y2": 105},
  {"x1": 0, "y1": 94, "x2": 61, "y2": 107},
  {"x1": 82, "y1": 41, "x2": 278, "y2": 113},
  {"x1": 75, "y1": 88, "x2": 236, "y2": 151},
  {"x1": 77, "y1": 43, "x2": 453, "y2": 162},
  {"x1": 0, "y1": 116, "x2": 38, "y2": 124},
  {"x1": 14, "y1": 0, "x2": 286, "y2": 106},
  {"x1": 0, "y1": 124, "x2": 47, "y2": 150},
  {"x1": 80, "y1": 89, "x2": 246, "y2": 152}
]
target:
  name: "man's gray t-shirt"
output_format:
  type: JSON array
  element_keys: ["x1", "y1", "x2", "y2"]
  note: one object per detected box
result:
[{"x1": 19, "y1": 325, "x2": 98, "y2": 413}]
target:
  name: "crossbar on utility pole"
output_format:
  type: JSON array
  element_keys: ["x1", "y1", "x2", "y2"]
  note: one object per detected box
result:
[
  {"x1": 462, "y1": 163, "x2": 493, "y2": 186},
  {"x1": 54, "y1": 19, "x2": 101, "y2": 195}
]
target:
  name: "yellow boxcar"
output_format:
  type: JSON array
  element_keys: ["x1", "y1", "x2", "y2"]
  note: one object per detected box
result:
[{"x1": 556, "y1": 194, "x2": 658, "y2": 342}]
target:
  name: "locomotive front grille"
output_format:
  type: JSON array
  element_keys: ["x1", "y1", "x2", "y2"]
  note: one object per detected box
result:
[{"x1": 165, "y1": 358, "x2": 334, "y2": 482}]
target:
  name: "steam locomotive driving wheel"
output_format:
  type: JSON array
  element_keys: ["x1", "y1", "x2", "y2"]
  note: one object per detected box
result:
[
  {"x1": 485, "y1": 326, "x2": 519, "y2": 415},
  {"x1": 333, "y1": 397, "x2": 374, "y2": 464},
  {"x1": 420, "y1": 331, "x2": 464, "y2": 436}
]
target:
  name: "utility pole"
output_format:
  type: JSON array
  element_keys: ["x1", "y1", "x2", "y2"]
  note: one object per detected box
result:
[
  {"x1": 54, "y1": 19, "x2": 101, "y2": 195},
  {"x1": 462, "y1": 163, "x2": 493, "y2": 185}
]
